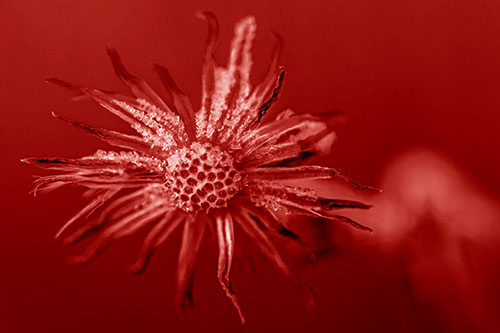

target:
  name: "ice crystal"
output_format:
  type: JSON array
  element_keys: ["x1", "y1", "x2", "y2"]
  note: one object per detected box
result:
[{"x1": 23, "y1": 13, "x2": 375, "y2": 323}]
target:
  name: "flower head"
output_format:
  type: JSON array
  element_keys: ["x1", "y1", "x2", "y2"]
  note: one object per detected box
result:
[{"x1": 24, "y1": 13, "x2": 374, "y2": 323}]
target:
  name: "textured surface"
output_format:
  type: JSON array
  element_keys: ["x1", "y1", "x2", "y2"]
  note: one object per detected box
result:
[
  {"x1": 3, "y1": 1, "x2": 500, "y2": 332},
  {"x1": 22, "y1": 14, "x2": 373, "y2": 324}
]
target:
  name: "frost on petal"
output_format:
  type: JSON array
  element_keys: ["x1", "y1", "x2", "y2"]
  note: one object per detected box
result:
[
  {"x1": 237, "y1": 110, "x2": 343, "y2": 164},
  {"x1": 24, "y1": 151, "x2": 165, "y2": 194},
  {"x1": 244, "y1": 182, "x2": 373, "y2": 232},
  {"x1": 246, "y1": 182, "x2": 371, "y2": 211},
  {"x1": 237, "y1": 142, "x2": 302, "y2": 168},
  {"x1": 231, "y1": 54, "x2": 284, "y2": 140},
  {"x1": 215, "y1": 211, "x2": 245, "y2": 323},
  {"x1": 153, "y1": 64, "x2": 196, "y2": 141},
  {"x1": 203, "y1": 16, "x2": 256, "y2": 141},
  {"x1": 196, "y1": 11, "x2": 219, "y2": 139},
  {"x1": 50, "y1": 112, "x2": 165, "y2": 157},
  {"x1": 46, "y1": 78, "x2": 183, "y2": 149},
  {"x1": 245, "y1": 165, "x2": 337, "y2": 181},
  {"x1": 25, "y1": 14, "x2": 375, "y2": 325}
]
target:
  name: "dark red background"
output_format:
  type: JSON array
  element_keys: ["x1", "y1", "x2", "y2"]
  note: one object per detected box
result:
[{"x1": 2, "y1": 1, "x2": 500, "y2": 332}]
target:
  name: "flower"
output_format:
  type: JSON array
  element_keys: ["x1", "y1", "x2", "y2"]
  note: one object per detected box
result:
[{"x1": 23, "y1": 13, "x2": 374, "y2": 323}]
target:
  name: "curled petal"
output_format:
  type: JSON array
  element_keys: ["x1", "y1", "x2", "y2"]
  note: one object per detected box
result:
[
  {"x1": 253, "y1": 32, "x2": 283, "y2": 99},
  {"x1": 237, "y1": 142, "x2": 302, "y2": 168},
  {"x1": 215, "y1": 212, "x2": 245, "y2": 323},
  {"x1": 107, "y1": 47, "x2": 170, "y2": 111},
  {"x1": 238, "y1": 111, "x2": 343, "y2": 163},
  {"x1": 25, "y1": 15, "x2": 377, "y2": 325},
  {"x1": 256, "y1": 67, "x2": 285, "y2": 122},
  {"x1": 153, "y1": 64, "x2": 196, "y2": 141}
]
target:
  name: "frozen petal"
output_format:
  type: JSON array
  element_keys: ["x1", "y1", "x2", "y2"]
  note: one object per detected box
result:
[
  {"x1": 237, "y1": 142, "x2": 302, "y2": 168},
  {"x1": 46, "y1": 78, "x2": 180, "y2": 149},
  {"x1": 50, "y1": 112, "x2": 162, "y2": 156},
  {"x1": 245, "y1": 165, "x2": 336, "y2": 180},
  {"x1": 153, "y1": 64, "x2": 196, "y2": 141},
  {"x1": 196, "y1": 11, "x2": 219, "y2": 138},
  {"x1": 205, "y1": 16, "x2": 256, "y2": 141},
  {"x1": 238, "y1": 111, "x2": 343, "y2": 162}
]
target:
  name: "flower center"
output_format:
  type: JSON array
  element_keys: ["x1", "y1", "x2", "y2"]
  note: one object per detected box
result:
[{"x1": 165, "y1": 143, "x2": 241, "y2": 213}]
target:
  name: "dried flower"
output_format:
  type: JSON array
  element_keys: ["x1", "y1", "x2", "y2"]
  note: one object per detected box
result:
[{"x1": 23, "y1": 13, "x2": 373, "y2": 323}]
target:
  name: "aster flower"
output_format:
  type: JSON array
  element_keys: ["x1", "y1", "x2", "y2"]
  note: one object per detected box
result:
[{"x1": 23, "y1": 13, "x2": 374, "y2": 323}]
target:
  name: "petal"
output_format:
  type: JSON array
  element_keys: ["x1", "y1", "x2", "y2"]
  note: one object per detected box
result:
[
  {"x1": 245, "y1": 165, "x2": 379, "y2": 191},
  {"x1": 273, "y1": 199, "x2": 373, "y2": 232},
  {"x1": 244, "y1": 182, "x2": 371, "y2": 231},
  {"x1": 237, "y1": 142, "x2": 302, "y2": 168},
  {"x1": 215, "y1": 211, "x2": 245, "y2": 323},
  {"x1": 60, "y1": 186, "x2": 159, "y2": 244},
  {"x1": 46, "y1": 78, "x2": 182, "y2": 149},
  {"x1": 237, "y1": 201, "x2": 315, "y2": 259},
  {"x1": 238, "y1": 111, "x2": 343, "y2": 162},
  {"x1": 69, "y1": 201, "x2": 170, "y2": 264},
  {"x1": 245, "y1": 165, "x2": 336, "y2": 180},
  {"x1": 106, "y1": 47, "x2": 170, "y2": 112},
  {"x1": 233, "y1": 205, "x2": 317, "y2": 308},
  {"x1": 50, "y1": 112, "x2": 162, "y2": 156},
  {"x1": 175, "y1": 214, "x2": 206, "y2": 309},
  {"x1": 54, "y1": 189, "x2": 119, "y2": 239},
  {"x1": 129, "y1": 209, "x2": 185, "y2": 273},
  {"x1": 195, "y1": 11, "x2": 219, "y2": 138},
  {"x1": 204, "y1": 16, "x2": 256, "y2": 141},
  {"x1": 153, "y1": 64, "x2": 196, "y2": 141}
]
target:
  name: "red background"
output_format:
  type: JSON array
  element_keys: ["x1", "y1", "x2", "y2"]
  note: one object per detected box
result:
[{"x1": 2, "y1": 0, "x2": 500, "y2": 332}]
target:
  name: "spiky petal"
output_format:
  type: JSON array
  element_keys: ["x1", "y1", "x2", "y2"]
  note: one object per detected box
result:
[{"x1": 24, "y1": 14, "x2": 374, "y2": 323}]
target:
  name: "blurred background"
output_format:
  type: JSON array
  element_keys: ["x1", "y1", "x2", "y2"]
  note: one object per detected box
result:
[{"x1": 1, "y1": 0, "x2": 500, "y2": 332}]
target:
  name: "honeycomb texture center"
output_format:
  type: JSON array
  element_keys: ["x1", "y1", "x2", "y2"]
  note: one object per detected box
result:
[{"x1": 166, "y1": 143, "x2": 241, "y2": 212}]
